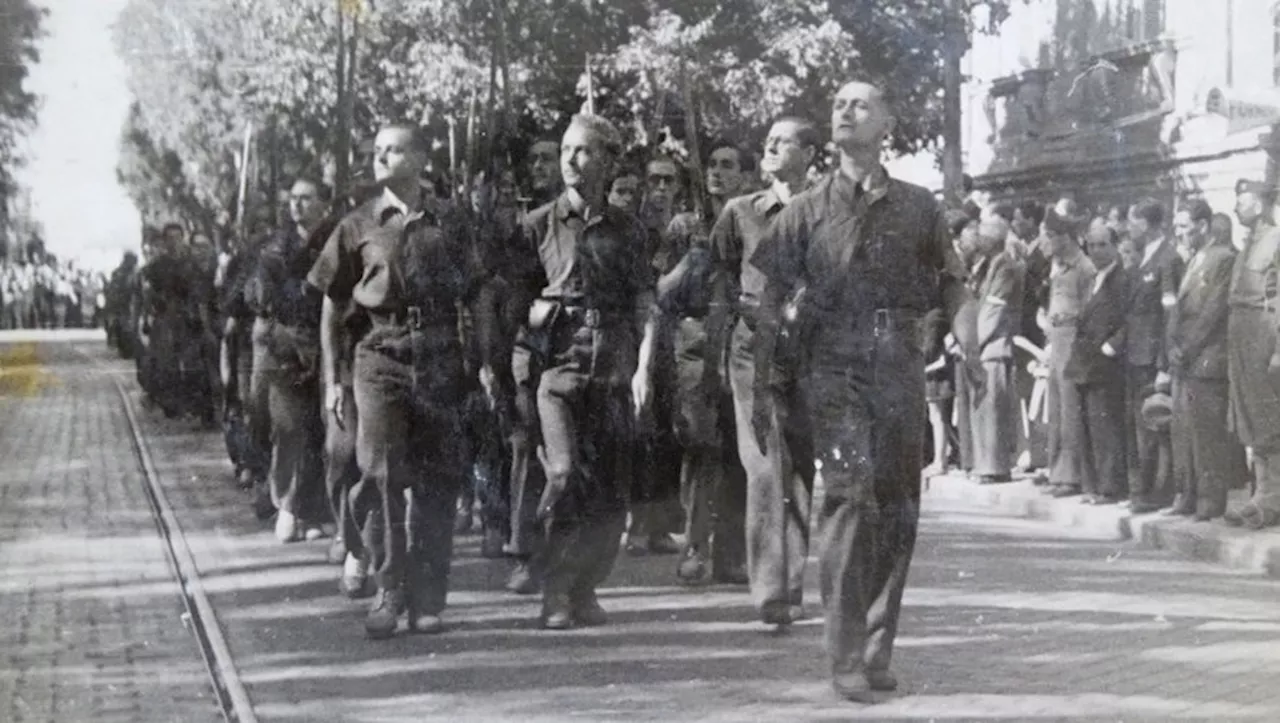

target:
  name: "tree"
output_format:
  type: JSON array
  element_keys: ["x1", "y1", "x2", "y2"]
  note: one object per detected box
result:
[
  {"x1": 113, "y1": 0, "x2": 1023, "y2": 224},
  {"x1": 0, "y1": 0, "x2": 46, "y2": 230}
]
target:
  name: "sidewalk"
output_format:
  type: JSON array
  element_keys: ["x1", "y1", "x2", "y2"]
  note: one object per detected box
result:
[
  {"x1": 923, "y1": 471, "x2": 1280, "y2": 578},
  {"x1": 0, "y1": 341, "x2": 216, "y2": 722}
]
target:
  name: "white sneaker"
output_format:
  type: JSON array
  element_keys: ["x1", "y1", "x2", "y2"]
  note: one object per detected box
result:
[
  {"x1": 304, "y1": 527, "x2": 324, "y2": 542},
  {"x1": 275, "y1": 510, "x2": 299, "y2": 542}
]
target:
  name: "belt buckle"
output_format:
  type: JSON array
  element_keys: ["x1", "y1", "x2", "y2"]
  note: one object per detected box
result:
[
  {"x1": 584, "y1": 308, "x2": 601, "y2": 328},
  {"x1": 873, "y1": 308, "x2": 891, "y2": 333},
  {"x1": 406, "y1": 305, "x2": 423, "y2": 330}
]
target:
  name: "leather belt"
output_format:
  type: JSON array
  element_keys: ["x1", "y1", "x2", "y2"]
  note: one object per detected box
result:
[
  {"x1": 855, "y1": 307, "x2": 920, "y2": 334},
  {"x1": 1049, "y1": 313, "x2": 1078, "y2": 327},
  {"x1": 369, "y1": 301, "x2": 456, "y2": 330},
  {"x1": 561, "y1": 305, "x2": 606, "y2": 329}
]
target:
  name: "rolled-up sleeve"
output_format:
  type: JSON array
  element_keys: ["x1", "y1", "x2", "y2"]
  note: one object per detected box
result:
[{"x1": 307, "y1": 220, "x2": 357, "y2": 302}]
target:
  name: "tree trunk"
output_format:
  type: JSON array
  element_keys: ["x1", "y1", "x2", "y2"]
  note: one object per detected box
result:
[{"x1": 941, "y1": 0, "x2": 965, "y2": 206}]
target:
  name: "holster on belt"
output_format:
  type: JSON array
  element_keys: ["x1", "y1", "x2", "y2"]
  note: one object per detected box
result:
[
  {"x1": 521, "y1": 298, "x2": 562, "y2": 362},
  {"x1": 774, "y1": 285, "x2": 812, "y2": 385}
]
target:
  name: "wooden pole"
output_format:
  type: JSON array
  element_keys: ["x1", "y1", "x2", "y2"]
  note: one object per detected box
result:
[{"x1": 236, "y1": 121, "x2": 254, "y2": 243}]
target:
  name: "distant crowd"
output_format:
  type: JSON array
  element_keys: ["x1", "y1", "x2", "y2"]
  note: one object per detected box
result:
[{"x1": 0, "y1": 256, "x2": 106, "y2": 330}]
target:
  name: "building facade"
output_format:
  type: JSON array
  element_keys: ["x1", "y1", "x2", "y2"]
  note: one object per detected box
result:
[{"x1": 963, "y1": 0, "x2": 1280, "y2": 225}]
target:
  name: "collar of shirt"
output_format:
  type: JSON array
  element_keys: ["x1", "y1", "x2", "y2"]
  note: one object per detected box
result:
[
  {"x1": 376, "y1": 186, "x2": 438, "y2": 226},
  {"x1": 970, "y1": 255, "x2": 990, "y2": 283},
  {"x1": 1051, "y1": 251, "x2": 1084, "y2": 276},
  {"x1": 829, "y1": 165, "x2": 890, "y2": 208},
  {"x1": 1092, "y1": 261, "x2": 1118, "y2": 294},
  {"x1": 751, "y1": 187, "x2": 785, "y2": 216},
  {"x1": 1139, "y1": 235, "x2": 1166, "y2": 268},
  {"x1": 554, "y1": 192, "x2": 621, "y2": 228}
]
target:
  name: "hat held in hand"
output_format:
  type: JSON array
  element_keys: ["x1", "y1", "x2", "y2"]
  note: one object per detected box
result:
[{"x1": 1141, "y1": 391, "x2": 1173, "y2": 432}]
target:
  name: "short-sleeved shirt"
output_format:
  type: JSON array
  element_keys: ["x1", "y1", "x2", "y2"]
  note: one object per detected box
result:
[
  {"x1": 710, "y1": 188, "x2": 787, "y2": 310},
  {"x1": 307, "y1": 190, "x2": 474, "y2": 315},
  {"x1": 508, "y1": 193, "x2": 654, "y2": 314},
  {"x1": 750, "y1": 168, "x2": 962, "y2": 321}
]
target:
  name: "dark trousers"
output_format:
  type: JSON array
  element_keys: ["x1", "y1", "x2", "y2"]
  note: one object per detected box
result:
[
  {"x1": 804, "y1": 326, "x2": 923, "y2": 676},
  {"x1": 352, "y1": 323, "x2": 467, "y2": 612},
  {"x1": 672, "y1": 318, "x2": 743, "y2": 570},
  {"x1": 1127, "y1": 364, "x2": 1173, "y2": 505},
  {"x1": 224, "y1": 342, "x2": 268, "y2": 479},
  {"x1": 630, "y1": 337, "x2": 684, "y2": 540},
  {"x1": 535, "y1": 323, "x2": 633, "y2": 604},
  {"x1": 728, "y1": 320, "x2": 813, "y2": 611},
  {"x1": 1172, "y1": 376, "x2": 1238, "y2": 517},
  {"x1": 260, "y1": 323, "x2": 326, "y2": 520},
  {"x1": 679, "y1": 390, "x2": 747, "y2": 574},
  {"x1": 1078, "y1": 378, "x2": 1127, "y2": 498},
  {"x1": 463, "y1": 390, "x2": 510, "y2": 534},
  {"x1": 506, "y1": 343, "x2": 545, "y2": 558},
  {"x1": 325, "y1": 382, "x2": 361, "y2": 555}
]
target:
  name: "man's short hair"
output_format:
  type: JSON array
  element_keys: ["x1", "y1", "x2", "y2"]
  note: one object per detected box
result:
[
  {"x1": 567, "y1": 114, "x2": 622, "y2": 155},
  {"x1": 946, "y1": 208, "x2": 976, "y2": 238},
  {"x1": 161, "y1": 222, "x2": 185, "y2": 238},
  {"x1": 706, "y1": 140, "x2": 757, "y2": 174},
  {"x1": 1211, "y1": 213, "x2": 1234, "y2": 246},
  {"x1": 989, "y1": 203, "x2": 1015, "y2": 224},
  {"x1": 290, "y1": 175, "x2": 334, "y2": 203},
  {"x1": 646, "y1": 153, "x2": 688, "y2": 188},
  {"x1": 1044, "y1": 208, "x2": 1077, "y2": 236},
  {"x1": 773, "y1": 115, "x2": 822, "y2": 150},
  {"x1": 840, "y1": 75, "x2": 894, "y2": 111},
  {"x1": 379, "y1": 122, "x2": 431, "y2": 154},
  {"x1": 1181, "y1": 198, "x2": 1213, "y2": 225},
  {"x1": 1016, "y1": 200, "x2": 1045, "y2": 227},
  {"x1": 1130, "y1": 197, "x2": 1165, "y2": 227}
]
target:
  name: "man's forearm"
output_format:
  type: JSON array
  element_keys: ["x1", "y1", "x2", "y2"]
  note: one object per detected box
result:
[
  {"x1": 319, "y1": 297, "x2": 342, "y2": 390},
  {"x1": 635, "y1": 291, "x2": 659, "y2": 376},
  {"x1": 219, "y1": 317, "x2": 238, "y2": 394}
]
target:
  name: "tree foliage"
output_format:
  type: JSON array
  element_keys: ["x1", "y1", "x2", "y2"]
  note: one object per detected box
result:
[
  {"x1": 0, "y1": 0, "x2": 46, "y2": 229},
  {"x1": 113, "y1": 0, "x2": 1021, "y2": 231}
]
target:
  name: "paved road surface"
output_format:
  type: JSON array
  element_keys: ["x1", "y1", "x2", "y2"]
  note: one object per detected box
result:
[{"x1": 3, "y1": 337, "x2": 1280, "y2": 721}]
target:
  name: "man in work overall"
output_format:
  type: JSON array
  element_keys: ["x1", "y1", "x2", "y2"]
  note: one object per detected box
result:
[{"x1": 750, "y1": 79, "x2": 965, "y2": 701}]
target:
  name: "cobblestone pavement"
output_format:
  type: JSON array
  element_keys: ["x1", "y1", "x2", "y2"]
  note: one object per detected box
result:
[
  {"x1": 10, "y1": 339, "x2": 1280, "y2": 722},
  {"x1": 122, "y1": 353, "x2": 1280, "y2": 722},
  {"x1": 0, "y1": 340, "x2": 217, "y2": 722}
]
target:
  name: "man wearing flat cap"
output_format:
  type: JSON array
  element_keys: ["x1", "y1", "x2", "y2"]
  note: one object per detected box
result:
[{"x1": 1225, "y1": 179, "x2": 1280, "y2": 529}]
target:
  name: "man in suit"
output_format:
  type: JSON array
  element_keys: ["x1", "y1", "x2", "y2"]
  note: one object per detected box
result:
[
  {"x1": 1066, "y1": 219, "x2": 1130, "y2": 504},
  {"x1": 968, "y1": 217, "x2": 1025, "y2": 484},
  {"x1": 1166, "y1": 200, "x2": 1238, "y2": 521},
  {"x1": 1121, "y1": 198, "x2": 1184, "y2": 514}
]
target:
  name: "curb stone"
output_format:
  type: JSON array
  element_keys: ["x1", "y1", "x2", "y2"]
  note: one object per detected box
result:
[{"x1": 923, "y1": 472, "x2": 1280, "y2": 577}]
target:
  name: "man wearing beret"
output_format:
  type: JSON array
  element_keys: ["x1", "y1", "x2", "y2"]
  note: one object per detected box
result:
[{"x1": 1225, "y1": 179, "x2": 1280, "y2": 529}]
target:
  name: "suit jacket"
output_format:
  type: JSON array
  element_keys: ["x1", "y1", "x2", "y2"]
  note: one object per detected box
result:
[
  {"x1": 973, "y1": 250, "x2": 1025, "y2": 362},
  {"x1": 1120, "y1": 236, "x2": 1183, "y2": 369},
  {"x1": 1065, "y1": 262, "x2": 1130, "y2": 384},
  {"x1": 1170, "y1": 243, "x2": 1235, "y2": 379}
]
